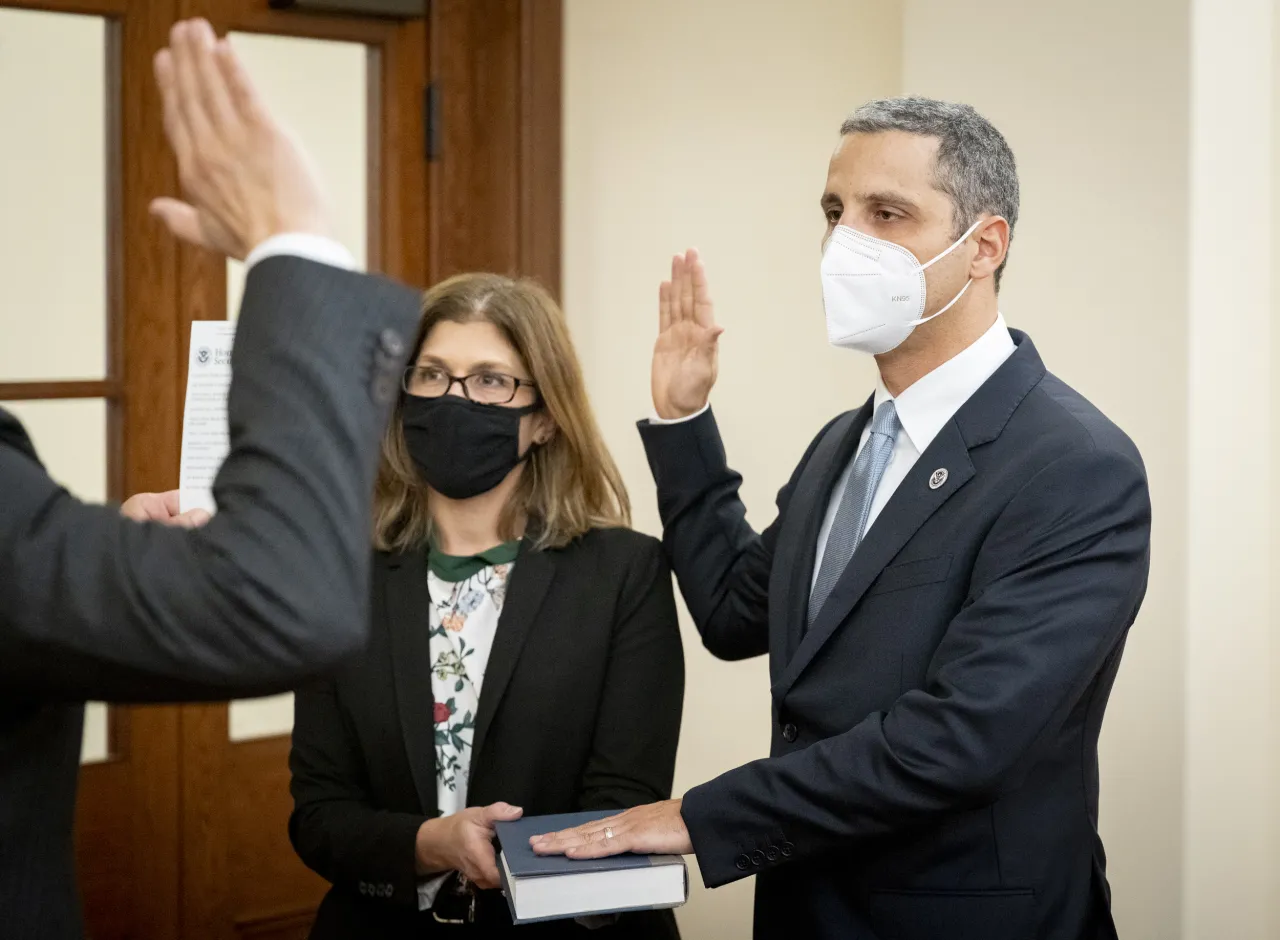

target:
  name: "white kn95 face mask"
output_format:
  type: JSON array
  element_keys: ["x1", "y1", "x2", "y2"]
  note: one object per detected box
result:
[{"x1": 820, "y1": 218, "x2": 983, "y2": 355}]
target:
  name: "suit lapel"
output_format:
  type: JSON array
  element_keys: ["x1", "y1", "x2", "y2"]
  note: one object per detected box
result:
[
  {"x1": 773, "y1": 420, "x2": 975, "y2": 698},
  {"x1": 384, "y1": 550, "x2": 440, "y2": 815},
  {"x1": 769, "y1": 330, "x2": 1048, "y2": 699},
  {"x1": 470, "y1": 545, "x2": 554, "y2": 771},
  {"x1": 768, "y1": 404, "x2": 869, "y2": 679}
]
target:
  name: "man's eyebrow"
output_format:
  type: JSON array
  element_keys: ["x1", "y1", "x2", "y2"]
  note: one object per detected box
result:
[{"x1": 855, "y1": 189, "x2": 921, "y2": 212}]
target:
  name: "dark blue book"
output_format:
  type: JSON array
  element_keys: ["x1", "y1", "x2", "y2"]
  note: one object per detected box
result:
[{"x1": 495, "y1": 810, "x2": 689, "y2": 925}]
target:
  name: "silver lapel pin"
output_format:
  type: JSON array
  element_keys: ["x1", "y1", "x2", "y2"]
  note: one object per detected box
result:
[{"x1": 929, "y1": 468, "x2": 949, "y2": 490}]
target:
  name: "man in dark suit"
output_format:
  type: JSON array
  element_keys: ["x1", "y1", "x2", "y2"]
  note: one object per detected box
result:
[
  {"x1": 0, "y1": 21, "x2": 421, "y2": 938},
  {"x1": 532, "y1": 97, "x2": 1150, "y2": 940}
]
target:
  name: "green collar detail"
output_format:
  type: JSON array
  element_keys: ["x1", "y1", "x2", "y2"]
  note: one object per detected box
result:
[{"x1": 427, "y1": 539, "x2": 521, "y2": 582}]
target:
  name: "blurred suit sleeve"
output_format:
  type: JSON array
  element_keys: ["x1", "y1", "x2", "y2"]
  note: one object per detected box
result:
[{"x1": 0, "y1": 255, "x2": 421, "y2": 702}]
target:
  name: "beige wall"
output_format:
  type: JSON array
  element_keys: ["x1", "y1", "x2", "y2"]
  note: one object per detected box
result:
[
  {"x1": 1185, "y1": 3, "x2": 1277, "y2": 937},
  {"x1": 563, "y1": 0, "x2": 900, "y2": 934},
  {"x1": 901, "y1": 5, "x2": 1190, "y2": 937}
]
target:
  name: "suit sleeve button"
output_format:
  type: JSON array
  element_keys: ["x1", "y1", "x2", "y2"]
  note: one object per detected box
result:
[
  {"x1": 379, "y1": 329, "x2": 405, "y2": 357},
  {"x1": 765, "y1": 846, "x2": 779, "y2": 861},
  {"x1": 781, "y1": 842, "x2": 794, "y2": 857},
  {"x1": 749, "y1": 850, "x2": 765, "y2": 866},
  {"x1": 735, "y1": 854, "x2": 750, "y2": 871},
  {"x1": 782, "y1": 723, "x2": 798, "y2": 743},
  {"x1": 373, "y1": 374, "x2": 397, "y2": 404}
]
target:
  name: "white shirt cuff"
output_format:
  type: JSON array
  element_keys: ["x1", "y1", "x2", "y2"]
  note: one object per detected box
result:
[
  {"x1": 646, "y1": 402, "x2": 710, "y2": 426},
  {"x1": 417, "y1": 872, "x2": 451, "y2": 911},
  {"x1": 244, "y1": 233, "x2": 358, "y2": 272}
]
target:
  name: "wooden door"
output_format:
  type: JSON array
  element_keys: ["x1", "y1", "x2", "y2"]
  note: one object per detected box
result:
[
  {"x1": 169, "y1": 7, "x2": 427, "y2": 937},
  {"x1": 1, "y1": 1, "x2": 559, "y2": 937},
  {"x1": 168, "y1": 4, "x2": 561, "y2": 940}
]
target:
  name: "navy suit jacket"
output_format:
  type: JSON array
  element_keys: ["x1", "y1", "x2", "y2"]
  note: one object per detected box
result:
[{"x1": 638, "y1": 332, "x2": 1150, "y2": 940}]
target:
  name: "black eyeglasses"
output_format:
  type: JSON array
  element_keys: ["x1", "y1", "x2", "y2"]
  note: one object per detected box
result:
[{"x1": 402, "y1": 365, "x2": 537, "y2": 405}]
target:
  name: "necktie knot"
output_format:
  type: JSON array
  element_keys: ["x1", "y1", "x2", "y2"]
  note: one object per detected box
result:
[{"x1": 869, "y1": 399, "x2": 900, "y2": 441}]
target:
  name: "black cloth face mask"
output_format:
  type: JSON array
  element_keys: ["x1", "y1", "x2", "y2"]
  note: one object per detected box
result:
[{"x1": 401, "y1": 395, "x2": 540, "y2": 500}]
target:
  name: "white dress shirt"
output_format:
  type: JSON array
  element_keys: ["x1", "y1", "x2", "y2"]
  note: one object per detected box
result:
[
  {"x1": 810, "y1": 315, "x2": 1015, "y2": 587},
  {"x1": 649, "y1": 315, "x2": 1016, "y2": 590},
  {"x1": 245, "y1": 232, "x2": 357, "y2": 272}
]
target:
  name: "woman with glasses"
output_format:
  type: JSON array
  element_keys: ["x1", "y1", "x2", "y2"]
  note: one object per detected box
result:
[{"x1": 288, "y1": 274, "x2": 684, "y2": 938}]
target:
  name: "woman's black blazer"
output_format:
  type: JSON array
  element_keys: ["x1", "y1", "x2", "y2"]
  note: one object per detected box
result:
[{"x1": 289, "y1": 528, "x2": 686, "y2": 938}]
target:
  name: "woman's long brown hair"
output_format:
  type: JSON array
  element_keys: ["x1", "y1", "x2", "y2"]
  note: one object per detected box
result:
[{"x1": 373, "y1": 273, "x2": 630, "y2": 552}]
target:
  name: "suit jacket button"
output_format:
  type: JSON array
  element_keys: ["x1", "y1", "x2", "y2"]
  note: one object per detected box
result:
[
  {"x1": 373, "y1": 374, "x2": 397, "y2": 404},
  {"x1": 749, "y1": 850, "x2": 765, "y2": 866},
  {"x1": 379, "y1": 328, "x2": 405, "y2": 358},
  {"x1": 781, "y1": 842, "x2": 794, "y2": 857},
  {"x1": 734, "y1": 854, "x2": 750, "y2": 871},
  {"x1": 765, "y1": 846, "x2": 780, "y2": 861},
  {"x1": 782, "y1": 723, "x2": 798, "y2": 743}
]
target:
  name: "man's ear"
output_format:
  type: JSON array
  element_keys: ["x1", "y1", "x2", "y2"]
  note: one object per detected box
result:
[{"x1": 970, "y1": 216, "x2": 1010, "y2": 281}]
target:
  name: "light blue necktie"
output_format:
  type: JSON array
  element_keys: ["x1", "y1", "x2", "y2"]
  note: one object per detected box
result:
[{"x1": 808, "y1": 400, "x2": 900, "y2": 628}]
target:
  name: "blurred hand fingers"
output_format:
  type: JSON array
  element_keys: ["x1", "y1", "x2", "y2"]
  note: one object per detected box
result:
[
  {"x1": 149, "y1": 198, "x2": 202, "y2": 244},
  {"x1": 193, "y1": 28, "x2": 237, "y2": 131},
  {"x1": 170, "y1": 21, "x2": 216, "y2": 151},
  {"x1": 171, "y1": 508, "x2": 213, "y2": 529},
  {"x1": 215, "y1": 38, "x2": 267, "y2": 125},
  {"x1": 120, "y1": 493, "x2": 170, "y2": 523},
  {"x1": 154, "y1": 49, "x2": 193, "y2": 168}
]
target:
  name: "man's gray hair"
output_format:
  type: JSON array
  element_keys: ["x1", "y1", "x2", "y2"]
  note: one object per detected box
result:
[{"x1": 841, "y1": 96, "x2": 1019, "y2": 288}]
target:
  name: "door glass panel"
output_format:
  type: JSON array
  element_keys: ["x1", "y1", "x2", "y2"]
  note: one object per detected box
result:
[
  {"x1": 224, "y1": 32, "x2": 369, "y2": 321},
  {"x1": 2, "y1": 399, "x2": 108, "y2": 501},
  {"x1": 223, "y1": 33, "x2": 370, "y2": 741},
  {"x1": 0, "y1": 9, "x2": 108, "y2": 380},
  {"x1": 80, "y1": 704, "x2": 110, "y2": 765},
  {"x1": 1, "y1": 399, "x2": 111, "y2": 763},
  {"x1": 228, "y1": 693, "x2": 295, "y2": 743}
]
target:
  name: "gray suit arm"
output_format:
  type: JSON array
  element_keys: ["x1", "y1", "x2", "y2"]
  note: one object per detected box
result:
[{"x1": 0, "y1": 256, "x2": 421, "y2": 702}]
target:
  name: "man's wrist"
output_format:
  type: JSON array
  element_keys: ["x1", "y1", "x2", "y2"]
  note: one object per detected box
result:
[{"x1": 649, "y1": 402, "x2": 710, "y2": 425}]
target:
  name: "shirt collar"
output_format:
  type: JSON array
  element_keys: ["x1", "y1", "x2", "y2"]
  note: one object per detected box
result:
[
  {"x1": 428, "y1": 539, "x2": 522, "y2": 582},
  {"x1": 872, "y1": 314, "x2": 1016, "y2": 454}
]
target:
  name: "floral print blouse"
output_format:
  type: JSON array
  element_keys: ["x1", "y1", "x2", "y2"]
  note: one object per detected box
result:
[{"x1": 417, "y1": 540, "x2": 520, "y2": 911}]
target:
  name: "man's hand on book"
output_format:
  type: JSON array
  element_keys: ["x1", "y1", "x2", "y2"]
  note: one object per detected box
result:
[{"x1": 528, "y1": 799, "x2": 693, "y2": 860}]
